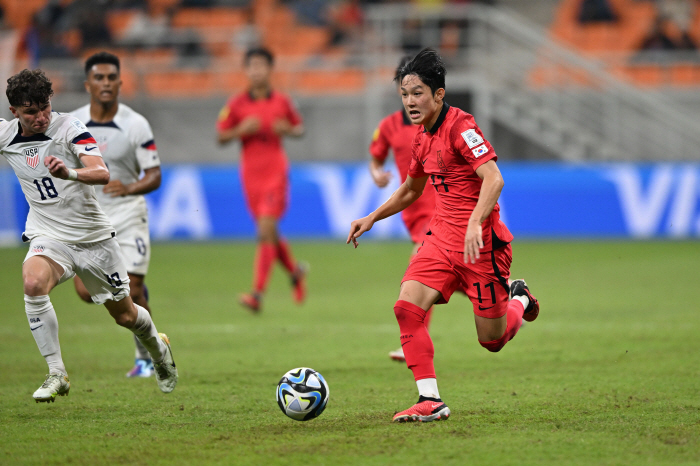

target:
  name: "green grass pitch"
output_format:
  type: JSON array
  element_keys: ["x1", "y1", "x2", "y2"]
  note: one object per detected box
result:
[{"x1": 1, "y1": 240, "x2": 699, "y2": 465}]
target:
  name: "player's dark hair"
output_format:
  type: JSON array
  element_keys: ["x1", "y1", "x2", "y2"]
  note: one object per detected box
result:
[
  {"x1": 394, "y1": 48, "x2": 446, "y2": 95},
  {"x1": 6, "y1": 69, "x2": 54, "y2": 108},
  {"x1": 395, "y1": 56, "x2": 412, "y2": 78},
  {"x1": 245, "y1": 47, "x2": 274, "y2": 66},
  {"x1": 84, "y1": 51, "x2": 120, "y2": 75}
]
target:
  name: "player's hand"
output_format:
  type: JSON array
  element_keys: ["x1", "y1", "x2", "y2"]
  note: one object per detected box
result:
[
  {"x1": 103, "y1": 180, "x2": 129, "y2": 197},
  {"x1": 346, "y1": 216, "x2": 374, "y2": 248},
  {"x1": 44, "y1": 155, "x2": 70, "y2": 179},
  {"x1": 238, "y1": 117, "x2": 261, "y2": 136},
  {"x1": 370, "y1": 167, "x2": 392, "y2": 188},
  {"x1": 272, "y1": 118, "x2": 293, "y2": 136},
  {"x1": 464, "y1": 222, "x2": 483, "y2": 264}
]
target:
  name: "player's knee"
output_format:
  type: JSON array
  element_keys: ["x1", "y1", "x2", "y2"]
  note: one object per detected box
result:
[
  {"x1": 479, "y1": 339, "x2": 505, "y2": 353},
  {"x1": 23, "y1": 275, "x2": 48, "y2": 296},
  {"x1": 112, "y1": 309, "x2": 136, "y2": 328}
]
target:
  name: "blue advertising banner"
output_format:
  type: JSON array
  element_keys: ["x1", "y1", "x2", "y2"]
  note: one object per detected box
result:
[{"x1": 2, "y1": 163, "x2": 700, "y2": 243}]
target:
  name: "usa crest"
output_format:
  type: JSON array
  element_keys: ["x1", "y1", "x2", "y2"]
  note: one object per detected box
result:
[{"x1": 24, "y1": 147, "x2": 39, "y2": 169}]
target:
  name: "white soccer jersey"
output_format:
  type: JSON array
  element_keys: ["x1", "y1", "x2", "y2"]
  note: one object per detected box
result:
[
  {"x1": 0, "y1": 112, "x2": 114, "y2": 244},
  {"x1": 71, "y1": 104, "x2": 160, "y2": 230}
]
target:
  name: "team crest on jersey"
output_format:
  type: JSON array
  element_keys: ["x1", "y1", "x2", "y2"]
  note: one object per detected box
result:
[
  {"x1": 437, "y1": 150, "x2": 447, "y2": 173},
  {"x1": 24, "y1": 147, "x2": 40, "y2": 169}
]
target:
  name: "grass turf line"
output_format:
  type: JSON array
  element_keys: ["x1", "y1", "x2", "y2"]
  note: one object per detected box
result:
[{"x1": 0, "y1": 241, "x2": 699, "y2": 465}]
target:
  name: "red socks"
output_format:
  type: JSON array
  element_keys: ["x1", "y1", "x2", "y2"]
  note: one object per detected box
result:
[
  {"x1": 394, "y1": 300, "x2": 435, "y2": 380},
  {"x1": 479, "y1": 299, "x2": 525, "y2": 353},
  {"x1": 253, "y1": 242, "x2": 277, "y2": 294},
  {"x1": 276, "y1": 239, "x2": 296, "y2": 273}
]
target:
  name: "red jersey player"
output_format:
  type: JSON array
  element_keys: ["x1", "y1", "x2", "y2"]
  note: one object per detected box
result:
[
  {"x1": 369, "y1": 57, "x2": 437, "y2": 363},
  {"x1": 348, "y1": 49, "x2": 540, "y2": 423},
  {"x1": 217, "y1": 48, "x2": 307, "y2": 312}
]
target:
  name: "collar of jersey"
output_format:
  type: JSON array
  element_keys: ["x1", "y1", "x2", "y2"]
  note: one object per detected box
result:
[
  {"x1": 9, "y1": 121, "x2": 52, "y2": 146},
  {"x1": 423, "y1": 102, "x2": 450, "y2": 134},
  {"x1": 87, "y1": 120, "x2": 120, "y2": 130},
  {"x1": 248, "y1": 89, "x2": 273, "y2": 100}
]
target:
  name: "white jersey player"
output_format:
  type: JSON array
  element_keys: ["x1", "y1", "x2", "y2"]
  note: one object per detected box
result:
[
  {"x1": 2, "y1": 68, "x2": 177, "y2": 402},
  {"x1": 71, "y1": 52, "x2": 162, "y2": 378}
]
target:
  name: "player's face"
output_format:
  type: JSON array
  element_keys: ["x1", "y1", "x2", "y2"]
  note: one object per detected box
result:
[
  {"x1": 85, "y1": 63, "x2": 121, "y2": 104},
  {"x1": 245, "y1": 55, "x2": 272, "y2": 88},
  {"x1": 10, "y1": 101, "x2": 52, "y2": 136},
  {"x1": 400, "y1": 74, "x2": 443, "y2": 127}
]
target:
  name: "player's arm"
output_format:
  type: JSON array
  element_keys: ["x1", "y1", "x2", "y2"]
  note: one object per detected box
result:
[
  {"x1": 44, "y1": 154, "x2": 109, "y2": 185},
  {"x1": 103, "y1": 167, "x2": 162, "y2": 197},
  {"x1": 272, "y1": 119, "x2": 304, "y2": 138},
  {"x1": 369, "y1": 158, "x2": 391, "y2": 188},
  {"x1": 464, "y1": 160, "x2": 504, "y2": 264},
  {"x1": 346, "y1": 174, "x2": 428, "y2": 248},
  {"x1": 217, "y1": 116, "x2": 261, "y2": 145}
]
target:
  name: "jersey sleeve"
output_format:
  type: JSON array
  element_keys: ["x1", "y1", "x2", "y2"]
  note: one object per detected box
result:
[
  {"x1": 131, "y1": 116, "x2": 161, "y2": 170},
  {"x1": 451, "y1": 117, "x2": 497, "y2": 171},
  {"x1": 407, "y1": 133, "x2": 427, "y2": 179},
  {"x1": 283, "y1": 95, "x2": 303, "y2": 126},
  {"x1": 368, "y1": 117, "x2": 391, "y2": 162},
  {"x1": 216, "y1": 98, "x2": 240, "y2": 132},
  {"x1": 66, "y1": 117, "x2": 102, "y2": 158}
]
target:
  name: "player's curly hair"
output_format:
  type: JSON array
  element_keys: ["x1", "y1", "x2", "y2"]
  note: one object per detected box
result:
[
  {"x1": 6, "y1": 69, "x2": 54, "y2": 108},
  {"x1": 85, "y1": 51, "x2": 120, "y2": 75},
  {"x1": 394, "y1": 48, "x2": 446, "y2": 95}
]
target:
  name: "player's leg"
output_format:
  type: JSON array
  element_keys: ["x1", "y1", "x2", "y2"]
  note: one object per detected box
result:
[
  {"x1": 240, "y1": 215, "x2": 277, "y2": 312},
  {"x1": 77, "y1": 237, "x2": 177, "y2": 393},
  {"x1": 126, "y1": 272, "x2": 155, "y2": 377},
  {"x1": 23, "y1": 240, "x2": 74, "y2": 402},
  {"x1": 392, "y1": 242, "x2": 456, "y2": 422},
  {"x1": 466, "y1": 245, "x2": 538, "y2": 352},
  {"x1": 73, "y1": 275, "x2": 93, "y2": 303}
]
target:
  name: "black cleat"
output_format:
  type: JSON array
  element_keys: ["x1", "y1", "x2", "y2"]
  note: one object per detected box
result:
[{"x1": 510, "y1": 279, "x2": 539, "y2": 322}]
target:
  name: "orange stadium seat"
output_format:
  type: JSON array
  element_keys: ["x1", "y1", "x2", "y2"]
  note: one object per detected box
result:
[
  {"x1": 669, "y1": 63, "x2": 700, "y2": 86},
  {"x1": 144, "y1": 70, "x2": 216, "y2": 98},
  {"x1": 623, "y1": 64, "x2": 665, "y2": 87},
  {"x1": 106, "y1": 10, "x2": 138, "y2": 40},
  {"x1": 297, "y1": 69, "x2": 364, "y2": 94},
  {"x1": 0, "y1": 0, "x2": 46, "y2": 29}
]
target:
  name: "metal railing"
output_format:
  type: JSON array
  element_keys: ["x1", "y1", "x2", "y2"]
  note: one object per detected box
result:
[{"x1": 363, "y1": 3, "x2": 700, "y2": 161}]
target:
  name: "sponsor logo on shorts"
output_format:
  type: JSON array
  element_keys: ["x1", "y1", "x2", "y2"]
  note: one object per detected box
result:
[
  {"x1": 24, "y1": 147, "x2": 39, "y2": 169},
  {"x1": 478, "y1": 305, "x2": 495, "y2": 311},
  {"x1": 32, "y1": 245, "x2": 45, "y2": 253},
  {"x1": 461, "y1": 129, "x2": 484, "y2": 148},
  {"x1": 472, "y1": 144, "x2": 489, "y2": 158}
]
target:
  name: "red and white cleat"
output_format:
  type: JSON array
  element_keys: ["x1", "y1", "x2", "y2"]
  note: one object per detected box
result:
[
  {"x1": 239, "y1": 292, "x2": 261, "y2": 313},
  {"x1": 392, "y1": 396, "x2": 451, "y2": 423},
  {"x1": 389, "y1": 348, "x2": 406, "y2": 362},
  {"x1": 291, "y1": 262, "x2": 308, "y2": 305}
]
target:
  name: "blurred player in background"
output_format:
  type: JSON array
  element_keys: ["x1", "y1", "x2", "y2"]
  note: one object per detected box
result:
[
  {"x1": 348, "y1": 49, "x2": 540, "y2": 423},
  {"x1": 217, "y1": 47, "x2": 307, "y2": 313},
  {"x1": 368, "y1": 56, "x2": 436, "y2": 363},
  {"x1": 2, "y1": 69, "x2": 177, "y2": 402},
  {"x1": 71, "y1": 52, "x2": 162, "y2": 378}
]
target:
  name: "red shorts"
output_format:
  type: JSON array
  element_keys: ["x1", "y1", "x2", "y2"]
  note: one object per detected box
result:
[
  {"x1": 402, "y1": 239, "x2": 513, "y2": 319},
  {"x1": 241, "y1": 174, "x2": 288, "y2": 219}
]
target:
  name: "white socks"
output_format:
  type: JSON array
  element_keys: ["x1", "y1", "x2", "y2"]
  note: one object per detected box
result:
[
  {"x1": 416, "y1": 378, "x2": 440, "y2": 399},
  {"x1": 131, "y1": 304, "x2": 165, "y2": 363},
  {"x1": 25, "y1": 295, "x2": 67, "y2": 376},
  {"x1": 133, "y1": 334, "x2": 150, "y2": 360},
  {"x1": 513, "y1": 295, "x2": 529, "y2": 311}
]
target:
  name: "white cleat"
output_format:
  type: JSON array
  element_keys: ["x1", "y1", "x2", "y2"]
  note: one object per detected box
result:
[
  {"x1": 33, "y1": 374, "x2": 70, "y2": 403},
  {"x1": 154, "y1": 333, "x2": 178, "y2": 393},
  {"x1": 389, "y1": 348, "x2": 406, "y2": 362}
]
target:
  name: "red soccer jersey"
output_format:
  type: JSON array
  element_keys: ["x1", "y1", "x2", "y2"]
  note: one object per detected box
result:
[
  {"x1": 370, "y1": 110, "x2": 436, "y2": 241},
  {"x1": 407, "y1": 103, "x2": 513, "y2": 252},
  {"x1": 216, "y1": 90, "x2": 302, "y2": 181}
]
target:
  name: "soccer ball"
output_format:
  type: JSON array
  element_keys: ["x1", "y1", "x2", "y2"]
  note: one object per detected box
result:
[{"x1": 276, "y1": 367, "x2": 329, "y2": 421}]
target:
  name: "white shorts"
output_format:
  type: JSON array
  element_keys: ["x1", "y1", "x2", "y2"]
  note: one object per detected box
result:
[
  {"x1": 116, "y1": 220, "x2": 151, "y2": 276},
  {"x1": 24, "y1": 235, "x2": 130, "y2": 305}
]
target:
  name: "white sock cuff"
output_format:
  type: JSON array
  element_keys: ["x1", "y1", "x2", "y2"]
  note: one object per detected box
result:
[
  {"x1": 25, "y1": 294, "x2": 51, "y2": 314},
  {"x1": 416, "y1": 378, "x2": 440, "y2": 399},
  {"x1": 513, "y1": 295, "x2": 529, "y2": 310}
]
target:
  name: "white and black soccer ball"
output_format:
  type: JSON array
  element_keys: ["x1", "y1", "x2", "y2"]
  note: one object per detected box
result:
[{"x1": 276, "y1": 367, "x2": 329, "y2": 421}]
